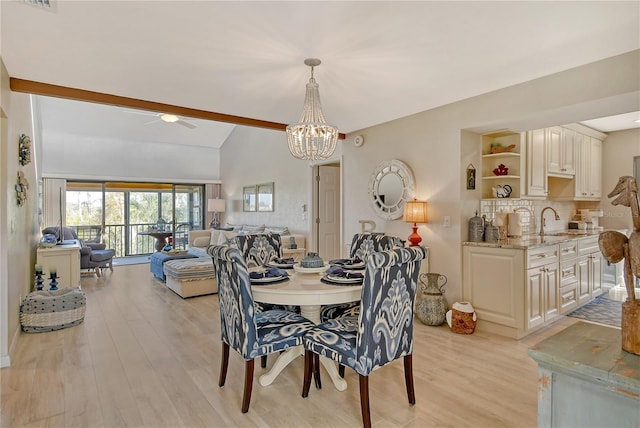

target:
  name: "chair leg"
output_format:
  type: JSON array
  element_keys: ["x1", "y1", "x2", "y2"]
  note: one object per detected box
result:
[
  {"x1": 241, "y1": 359, "x2": 255, "y2": 413},
  {"x1": 261, "y1": 355, "x2": 267, "y2": 368},
  {"x1": 313, "y1": 353, "x2": 322, "y2": 390},
  {"x1": 404, "y1": 354, "x2": 416, "y2": 405},
  {"x1": 109, "y1": 260, "x2": 113, "y2": 272},
  {"x1": 96, "y1": 267, "x2": 101, "y2": 278},
  {"x1": 359, "y1": 375, "x2": 372, "y2": 428},
  {"x1": 219, "y1": 342, "x2": 229, "y2": 387},
  {"x1": 302, "y1": 350, "x2": 313, "y2": 398},
  {"x1": 338, "y1": 364, "x2": 345, "y2": 378}
]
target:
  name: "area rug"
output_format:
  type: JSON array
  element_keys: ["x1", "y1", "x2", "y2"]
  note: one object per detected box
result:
[{"x1": 567, "y1": 296, "x2": 622, "y2": 328}]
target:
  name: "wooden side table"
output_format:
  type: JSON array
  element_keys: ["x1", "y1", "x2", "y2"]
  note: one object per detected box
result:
[{"x1": 282, "y1": 247, "x2": 306, "y2": 261}]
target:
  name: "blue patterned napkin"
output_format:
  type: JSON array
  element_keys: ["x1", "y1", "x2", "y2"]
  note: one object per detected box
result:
[
  {"x1": 249, "y1": 267, "x2": 289, "y2": 279},
  {"x1": 271, "y1": 257, "x2": 295, "y2": 265},
  {"x1": 329, "y1": 257, "x2": 363, "y2": 266},
  {"x1": 325, "y1": 266, "x2": 364, "y2": 279}
]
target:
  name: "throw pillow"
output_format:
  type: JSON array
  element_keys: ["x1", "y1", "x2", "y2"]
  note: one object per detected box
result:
[
  {"x1": 242, "y1": 224, "x2": 265, "y2": 233},
  {"x1": 217, "y1": 230, "x2": 239, "y2": 246},
  {"x1": 210, "y1": 229, "x2": 222, "y2": 245},
  {"x1": 193, "y1": 236, "x2": 210, "y2": 247},
  {"x1": 265, "y1": 226, "x2": 290, "y2": 236}
]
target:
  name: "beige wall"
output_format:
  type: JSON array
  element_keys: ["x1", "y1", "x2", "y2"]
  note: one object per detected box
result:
[
  {"x1": 1, "y1": 56, "x2": 40, "y2": 366},
  {"x1": 601, "y1": 128, "x2": 640, "y2": 231},
  {"x1": 220, "y1": 50, "x2": 640, "y2": 305}
]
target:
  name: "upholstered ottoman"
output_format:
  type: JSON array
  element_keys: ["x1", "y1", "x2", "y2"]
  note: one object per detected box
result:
[
  {"x1": 150, "y1": 251, "x2": 197, "y2": 281},
  {"x1": 20, "y1": 287, "x2": 86, "y2": 333},
  {"x1": 163, "y1": 257, "x2": 217, "y2": 298}
]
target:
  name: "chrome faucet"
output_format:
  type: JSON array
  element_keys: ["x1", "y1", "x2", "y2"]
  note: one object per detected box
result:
[{"x1": 539, "y1": 206, "x2": 560, "y2": 236}]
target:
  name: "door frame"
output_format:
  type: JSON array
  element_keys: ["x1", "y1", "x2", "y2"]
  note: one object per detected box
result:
[{"x1": 310, "y1": 157, "x2": 343, "y2": 257}]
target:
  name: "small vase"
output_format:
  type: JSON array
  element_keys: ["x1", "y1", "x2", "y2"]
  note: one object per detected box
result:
[{"x1": 415, "y1": 273, "x2": 448, "y2": 326}]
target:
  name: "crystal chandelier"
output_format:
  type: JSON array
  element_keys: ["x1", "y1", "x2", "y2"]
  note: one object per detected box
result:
[{"x1": 286, "y1": 58, "x2": 339, "y2": 161}]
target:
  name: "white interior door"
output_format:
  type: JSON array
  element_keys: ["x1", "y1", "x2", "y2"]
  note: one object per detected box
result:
[{"x1": 315, "y1": 164, "x2": 341, "y2": 261}]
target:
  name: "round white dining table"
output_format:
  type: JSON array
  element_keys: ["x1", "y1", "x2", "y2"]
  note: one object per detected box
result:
[{"x1": 252, "y1": 270, "x2": 362, "y2": 391}]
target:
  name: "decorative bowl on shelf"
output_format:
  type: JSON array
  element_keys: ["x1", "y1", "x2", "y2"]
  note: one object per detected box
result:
[
  {"x1": 492, "y1": 164, "x2": 509, "y2": 176},
  {"x1": 490, "y1": 144, "x2": 516, "y2": 154},
  {"x1": 492, "y1": 184, "x2": 513, "y2": 198}
]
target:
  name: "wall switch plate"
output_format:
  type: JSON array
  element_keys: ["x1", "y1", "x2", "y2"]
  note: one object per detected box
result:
[{"x1": 444, "y1": 216, "x2": 451, "y2": 228}]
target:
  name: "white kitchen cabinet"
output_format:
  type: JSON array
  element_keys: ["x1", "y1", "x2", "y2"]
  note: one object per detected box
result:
[
  {"x1": 550, "y1": 128, "x2": 604, "y2": 201},
  {"x1": 524, "y1": 128, "x2": 548, "y2": 198},
  {"x1": 577, "y1": 236, "x2": 604, "y2": 303},
  {"x1": 36, "y1": 241, "x2": 81, "y2": 289},
  {"x1": 547, "y1": 126, "x2": 575, "y2": 177},
  {"x1": 462, "y1": 234, "x2": 604, "y2": 339},
  {"x1": 525, "y1": 245, "x2": 559, "y2": 330}
]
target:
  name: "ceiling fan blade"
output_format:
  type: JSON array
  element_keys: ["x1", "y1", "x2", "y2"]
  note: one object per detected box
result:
[
  {"x1": 143, "y1": 119, "x2": 162, "y2": 126},
  {"x1": 176, "y1": 119, "x2": 197, "y2": 129},
  {"x1": 123, "y1": 109, "x2": 160, "y2": 117}
]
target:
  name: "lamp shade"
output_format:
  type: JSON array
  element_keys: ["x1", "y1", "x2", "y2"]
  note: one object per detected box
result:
[
  {"x1": 404, "y1": 200, "x2": 428, "y2": 224},
  {"x1": 208, "y1": 198, "x2": 226, "y2": 212}
]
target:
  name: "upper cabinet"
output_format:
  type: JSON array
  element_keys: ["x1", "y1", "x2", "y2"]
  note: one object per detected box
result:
[
  {"x1": 548, "y1": 124, "x2": 606, "y2": 201},
  {"x1": 481, "y1": 123, "x2": 605, "y2": 201},
  {"x1": 547, "y1": 126, "x2": 575, "y2": 177},
  {"x1": 524, "y1": 128, "x2": 548, "y2": 198}
]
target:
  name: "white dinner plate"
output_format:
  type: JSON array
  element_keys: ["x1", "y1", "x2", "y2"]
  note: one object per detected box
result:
[
  {"x1": 267, "y1": 262, "x2": 295, "y2": 269},
  {"x1": 250, "y1": 275, "x2": 289, "y2": 284},
  {"x1": 329, "y1": 259, "x2": 365, "y2": 270},
  {"x1": 323, "y1": 274, "x2": 364, "y2": 284},
  {"x1": 293, "y1": 263, "x2": 330, "y2": 274}
]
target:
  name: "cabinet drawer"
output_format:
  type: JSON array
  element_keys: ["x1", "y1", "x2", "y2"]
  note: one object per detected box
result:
[
  {"x1": 578, "y1": 236, "x2": 600, "y2": 256},
  {"x1": 559, "y1": 283, "x2": 578, "y2": 314},
  {"x1": 560, "y1": 259, "x2": 578, "y2": 287},
  {"x1": 559, "y1": 241, "x2": 578, "y2": 261},
  {"x1": 527, "y1": 245, "x2": 558, "y2": 269}
]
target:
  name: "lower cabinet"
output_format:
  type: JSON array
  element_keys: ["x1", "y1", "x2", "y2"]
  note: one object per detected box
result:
[{"x1": 463, "y1": 236, "x2": 604, "y2": 339}]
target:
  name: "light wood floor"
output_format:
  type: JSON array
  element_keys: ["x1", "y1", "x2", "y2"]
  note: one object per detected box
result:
[{"x1": 2, "y1": 263, "x2": 589, "y2": 428}]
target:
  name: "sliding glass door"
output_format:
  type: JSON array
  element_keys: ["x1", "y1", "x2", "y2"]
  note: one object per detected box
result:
[{"x1": 66, "y1": 181, "x2": 204, "y2": 257}]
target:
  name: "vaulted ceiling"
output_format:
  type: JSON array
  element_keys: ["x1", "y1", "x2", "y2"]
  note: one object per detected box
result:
[{"x1": 2, "y1": 1, "x2": 639, "y2": 149}]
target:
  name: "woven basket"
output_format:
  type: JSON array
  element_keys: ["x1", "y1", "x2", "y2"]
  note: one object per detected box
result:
[{"x1": 20, "y1": 287, "x2": 86, "y2": 333}]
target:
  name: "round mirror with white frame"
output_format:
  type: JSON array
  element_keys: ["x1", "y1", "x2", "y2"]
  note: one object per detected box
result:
[{"x1": 368, "y1": 159, "x2": 415, "y2": 220}]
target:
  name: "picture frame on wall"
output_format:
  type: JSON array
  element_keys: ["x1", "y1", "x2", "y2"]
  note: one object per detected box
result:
[
  {"x1": 257, "y1": 182, "x2": 274, "y2": 212},
  {"x1": 243, "y1": 185, "x2": 256, "y2": 211}
]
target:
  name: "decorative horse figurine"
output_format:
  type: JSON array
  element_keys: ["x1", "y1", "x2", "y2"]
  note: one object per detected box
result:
[{"x1": 599, "y1": 175, "x2": 640, "y2": 354}]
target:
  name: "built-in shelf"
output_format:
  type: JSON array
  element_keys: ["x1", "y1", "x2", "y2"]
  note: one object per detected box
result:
[
  {"x1": 481, "y1": 152, "x2": 520, "y2": 159},
  {"x1": 482, "y1": 175, "x2": 521, "y2": 180}
]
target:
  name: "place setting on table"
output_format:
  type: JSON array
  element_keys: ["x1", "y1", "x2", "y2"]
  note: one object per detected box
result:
[{"x1": 248, "y1": 266, "x2": 290, "y2": 285}]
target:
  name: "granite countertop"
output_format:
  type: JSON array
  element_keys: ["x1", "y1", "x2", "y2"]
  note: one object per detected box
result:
[{"x1": 463, "y1": 230, "x2": 602, "y2": 249}]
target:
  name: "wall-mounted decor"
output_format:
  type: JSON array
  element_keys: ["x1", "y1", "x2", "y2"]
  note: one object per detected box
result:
[
  {"x1": 243, "y1": 185, "x2": 257, "y2": 212},
  {"x1": 466, "y1": 164, "x2": 476, "y2": 190},
  {"x1": 16, "y1": 171, "x2": 29, "y2": 206},
  {"x1": 257, "y1": 182, "x2": 274, "y2": 212},
  {"x1": 19, "y1": 133, "x2": 32, "y2": 166},
  {"x1": 368, "y1": 159, "x2": 415, "y2": 220}
]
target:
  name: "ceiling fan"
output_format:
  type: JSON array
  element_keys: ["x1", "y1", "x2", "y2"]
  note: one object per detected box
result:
[{"x1": 123, "y1": 109, "x2": 197, "y2": 129}]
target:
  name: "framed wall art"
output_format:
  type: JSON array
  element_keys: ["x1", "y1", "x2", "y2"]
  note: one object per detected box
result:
[
  {"x1": 243, "y1": 185, "x2": 256, "y2": 212},
  {"x1": 257, "y1": 182, "x2": 274, "y2": 212}
]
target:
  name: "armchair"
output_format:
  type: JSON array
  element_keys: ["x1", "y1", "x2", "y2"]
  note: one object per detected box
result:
[{"x1": 42, "y1": 227, "x2": 115, "y2": 277}]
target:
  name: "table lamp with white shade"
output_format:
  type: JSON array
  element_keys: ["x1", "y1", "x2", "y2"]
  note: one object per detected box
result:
[
  {"x1": 208, "y1": 198, "x2": 226, "y2": 229},
  {"x1": 404, "y1": 199, "x2": 428, "y2": 246}
]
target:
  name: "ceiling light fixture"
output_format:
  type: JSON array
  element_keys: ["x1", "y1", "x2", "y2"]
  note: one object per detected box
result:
[
  {"x1": 286, "y1": 58, "x2": 339, "y2": 161},
  {"x1": 160, "y1": 113, "x2": 179, "y2": 123}
]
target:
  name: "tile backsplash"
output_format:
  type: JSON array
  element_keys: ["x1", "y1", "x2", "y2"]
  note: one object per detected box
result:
[{"x1": 479, "y1": 199, "x2": 600, "y2": 236}]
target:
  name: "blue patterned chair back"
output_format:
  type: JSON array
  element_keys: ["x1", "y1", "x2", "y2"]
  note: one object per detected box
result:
[
  {"x1": 235, "y1": 233, "x2": 282, "y2": 267},
  {"x1": 349, "y1": 233, "x2": 395, "y2": 261},
  {"x1": 355, "y1": 246, "x2": 426, "y2": 375},
  {"x1": 209, "y1": 245, "x2": 259, "y2": 360}
]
